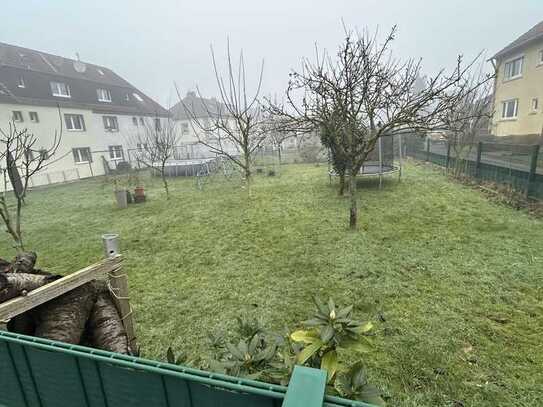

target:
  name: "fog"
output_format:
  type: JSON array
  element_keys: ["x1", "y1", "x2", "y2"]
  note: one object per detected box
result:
[{"x1": 2, "y1": 0, "x2": 541, "y2": 107}]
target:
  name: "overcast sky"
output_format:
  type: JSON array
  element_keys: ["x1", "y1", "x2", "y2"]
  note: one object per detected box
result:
[{"x1": 2, "y1": 0, "x2": 542, "y2": 107}]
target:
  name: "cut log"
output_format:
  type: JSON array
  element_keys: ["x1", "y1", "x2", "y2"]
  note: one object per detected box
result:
[
  {"x1": 7, "y1": 312, "x2": 35, "y2": 335},
  {"x1": 34, "y1": 282, "x2": 97, "y2": 344},
  {"x1": 87, "y1": 284, "x2": 130, "y2": 354},
  {"x1": 12, "y1": 252, "x2": 37, "y2": 273},
  {"x1": 0, "y1": 273, "x2": 58, "y2": 303},
  {"x1": 0, "y1": 258, "x2": 12, "y2": 273}
]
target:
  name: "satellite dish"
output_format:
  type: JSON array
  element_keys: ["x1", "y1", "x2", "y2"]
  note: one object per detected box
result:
[{"x1": 73, "y1": 61, "x2": 87, "y2": 73}]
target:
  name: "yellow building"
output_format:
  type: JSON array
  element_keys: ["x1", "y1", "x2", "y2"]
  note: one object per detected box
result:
[{"x1": 491, "y1": 21, "x2": 543, "y2": 137}]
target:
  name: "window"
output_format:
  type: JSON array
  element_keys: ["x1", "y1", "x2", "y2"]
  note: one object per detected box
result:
[
  {"x1": 72, "y1": 147, "x2": 92, "y2": 164},
  {"x1": 29, "y1": 112, "x2": 39, "y2": 123},
  {"x1": 50, "y1": 81, "x2": 71, "y2": 97},
  {"x1": 97, "y1": 88, "x2": 112, "y2": 102},
  {"x1": 125, "y1": 94, "x2": 130, "y2": 101},
  {"x1": 532, "y1": 98, "x2": 539, "y2": 112},
  {"x1": 103, "y1": 115, "x2": 119, "y2": 131},
  {"x1": 137, "y1": 143, "x2": 148, "y2": 151},
  {"x1": 108, "y1": 145, "x2": 124, "y2": 160},
  {"x1": 539, "y1": 50, "x2": 543, "y2": 65},
  {"x1": 132, "y1": 117, "x2": 138, "y2": 126},
  {"x1": 504, "y1": 57, "x2": 523, "y2": 80},
  {"x1": 133, "y1": 93, "x2": 143, "y2": 102},
  {"x1": 17, "y1": 76, "x2": 25, "y2": 88},
  {"x1": 181, "y1": 122, "x2": 189, "y2": 134},
  {"x1": 139, "y1": 117, "x2": 144, "y2": 125},
  {"x1": 64, "y1": 114, "x2": 85, "y2": 131},
  {"x1": 502, "y1": 99, "x2": 518, "y2": 119},
  {"x1": 12, "y1": 111, "x2": 23, "y2": 122},
  {"x1": 155, "y1": 118, "x2": 161, "y2": 131},
  {"x1": 97, "y1": 68, "x2": 105, "y2": 76}
]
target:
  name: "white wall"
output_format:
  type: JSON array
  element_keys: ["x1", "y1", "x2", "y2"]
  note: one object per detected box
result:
[
  {"x1": 173, "y1": 117, "x2": 241, "y2": 158},
  {"x1": 0, "y1": 103, "x2": 167, "y2": 189}
]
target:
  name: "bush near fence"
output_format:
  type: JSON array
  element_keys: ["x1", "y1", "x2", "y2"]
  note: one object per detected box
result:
[{"x1": 403, "y1": 135, "x2": 543, "y2": 200}]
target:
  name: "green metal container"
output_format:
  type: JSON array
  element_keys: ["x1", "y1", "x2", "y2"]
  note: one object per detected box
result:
[{"x1": 0, "y1": 331, "x2": 374, "y2": 407}]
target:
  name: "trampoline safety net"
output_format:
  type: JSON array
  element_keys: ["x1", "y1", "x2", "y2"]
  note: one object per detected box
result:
[{"x1": 362, "y1": 135, "x2": 395, "y2": 174}]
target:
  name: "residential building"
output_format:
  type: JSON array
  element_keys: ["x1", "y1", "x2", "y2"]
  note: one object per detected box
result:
[
  {"x1": 169, "y1": 91, "x2": 235, "y2": 157},
  {"x1": 491, "y1": 20, "x2": 543, "y2": 137},
  {"x1": 0, "y1": 42, "x2": 169, "y2": 187},
  {"x1": 170, "y1": 91, "x2": 319, "y2": 160}
]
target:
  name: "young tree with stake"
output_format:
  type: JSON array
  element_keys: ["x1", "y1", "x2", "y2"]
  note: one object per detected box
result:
[
  {"x1": 175, "y1": 40, "x2": 269, "y2": 184},
  {"x1": 0, "y1": 116, "x2": 62, "y2": 251},
  {"x1": 132, "y1": 116, "x2": 179, "y2": 199}
]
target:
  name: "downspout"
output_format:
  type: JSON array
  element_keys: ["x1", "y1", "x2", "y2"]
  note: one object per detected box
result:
[{"x1": 489, "y1": 58, "x2": 498, "y2": 137}]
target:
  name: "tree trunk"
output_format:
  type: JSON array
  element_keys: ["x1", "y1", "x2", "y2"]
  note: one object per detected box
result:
[
  {"x1": 0, "y1": 273, "x2": 58, "y2": 302},
  {"x1": 160, "y1": 168, "x2": 169, "y2": 199},
  {"x1": 87, "y1": 284, "x2": 130, "y2": 354},
  {"x1": 278, "y1": 144, "x2": 282, "y2": 164},
  {"x1": 34, "y1": 283, "x2": 97, "y2": 344},
  {"x1": 349, "y1": 168, "x2": 357, "y2": 229},
  {"x1": 243, "y1": 151, "x2": 251, "y2": 183},
  {"x1": 13, "y1": 251, "x2": 36, "y2": 273},
  {"x1": 16, "y1": 198, "x2": 23, "y2": 251},
  {"x1": 338, "y1": 171, "x2": 346, "y2": 196}
]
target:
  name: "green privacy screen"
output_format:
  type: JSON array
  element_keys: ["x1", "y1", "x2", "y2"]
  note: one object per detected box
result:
[{"x1": 0, "y1": 331, "x2": 373, "y2": 407}]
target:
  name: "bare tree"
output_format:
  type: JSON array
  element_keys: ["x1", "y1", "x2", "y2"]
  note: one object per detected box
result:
[
  {"x1": 439, "y1": 64, "x2": 495, "y2": 176},
  {"x1": 270, "y1": 25, "x2": 491, "y2": 229},
  {"x1": 260, "y1": 115, "x2": 298, "y2": 165},
  {"x1": 132, "y1": 115, "x2": 179, "y2": 199},
  {"x1": 0, "y1": 116, "x2": 62, "y2": 251},
  {"x1": 319, "y1": 109, "x2": 349, "y2": 195},
  {"x1": 175, "y1": 40, "x2": 269, "y2": 183}
]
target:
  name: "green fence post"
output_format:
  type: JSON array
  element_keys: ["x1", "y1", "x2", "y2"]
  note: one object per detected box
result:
[
  {"x1": 475, "y1": 142, "x2": 483, "y2": 179},
  {"x1": 445, "y1": 142, "x2": 451, "y2": 171},
  {"x1": 425, "y1": 138, "x2": 430, "y2": 162},
  {"x1": 526, "y1": 144, "x2": 540, "y2": 198},
  {"x1": 282, "y1": 366, "x2": 326, "y2": 407}
]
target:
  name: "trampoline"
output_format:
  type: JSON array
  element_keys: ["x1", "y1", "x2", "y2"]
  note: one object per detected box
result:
[
  {"x1": 156, "y1": 158, "x2": 218, "y2": 177},
  {"x1": 328, "y1": 134, "x2": 403, "y2": 188}
]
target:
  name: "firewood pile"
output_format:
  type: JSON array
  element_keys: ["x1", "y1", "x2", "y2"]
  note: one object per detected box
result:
[{"x1": 0, "y1": 252, "x2": 131, "y2": 354}]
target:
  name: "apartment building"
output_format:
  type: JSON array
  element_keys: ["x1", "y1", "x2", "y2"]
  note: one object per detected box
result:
[
  {"x1": 491, "y1": 21, "x2": 543, "y2": 137},
  {"x1": 0, "y1": 42, "x2": 169, "y2": 186}
]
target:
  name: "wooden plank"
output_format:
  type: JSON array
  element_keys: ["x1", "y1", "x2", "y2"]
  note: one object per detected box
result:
[
  {"x1": 109, "y1": 265, "x2": 137, "y2": 354},
  {"x1": 0, "y1": 255, "x2": 122, "y2": 321}
]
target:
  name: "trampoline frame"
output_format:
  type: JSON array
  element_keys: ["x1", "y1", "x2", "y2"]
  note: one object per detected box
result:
[{"x1": 328, "y1": 134, "x2": 404, "y2": 188}]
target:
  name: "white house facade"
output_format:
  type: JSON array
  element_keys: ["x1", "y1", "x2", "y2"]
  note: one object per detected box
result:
[
  {"x1": 169, "y1": 91, "x2": 241, "y2": 158},
  {"x1": 0, "y1": 42, "x2": 169, "y2": 187}
]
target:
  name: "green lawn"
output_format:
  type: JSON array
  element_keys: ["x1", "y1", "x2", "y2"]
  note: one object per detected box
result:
[{"x1": 2, "y1": 162, "x2": 542, "y2": 406}]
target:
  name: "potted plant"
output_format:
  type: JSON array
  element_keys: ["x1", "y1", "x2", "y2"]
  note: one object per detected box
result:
[
  {"x1": 129, "y1": 172, "x2": 146, "y2": 203},
  {"x1": 134, "y1": 185, "x2": 145, "y2": 203}
]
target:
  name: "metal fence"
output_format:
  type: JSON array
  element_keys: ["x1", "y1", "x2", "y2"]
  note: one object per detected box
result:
[{"x1": 403, "y1": 134, "x2": 543, "y2": 199}]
